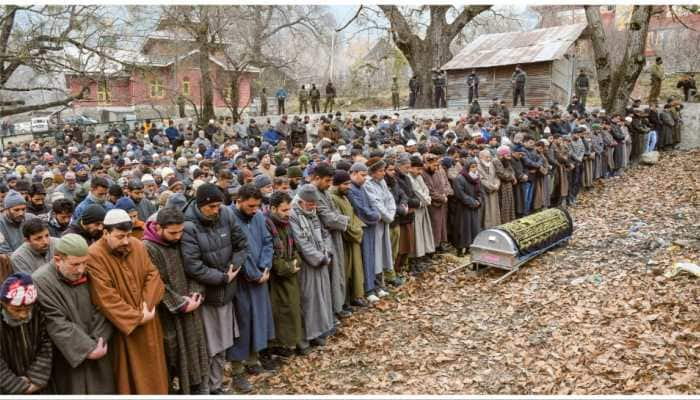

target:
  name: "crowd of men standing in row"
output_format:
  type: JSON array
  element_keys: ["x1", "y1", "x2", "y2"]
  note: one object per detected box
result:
[{"x1": 0, "y1": 77, "x2": 688, "y2": 394}]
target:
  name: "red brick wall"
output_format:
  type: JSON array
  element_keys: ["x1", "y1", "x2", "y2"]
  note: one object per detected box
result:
[{"x1": 67, "y1": 62, "x2": 254, "y2": 109}]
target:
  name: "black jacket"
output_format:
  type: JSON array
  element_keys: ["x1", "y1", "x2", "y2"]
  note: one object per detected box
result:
[
  {"x1": 395, "y1": 172, "x2": 420, "y2": 226},
  {"x1": 182, "y1": 202, "x2": 248, "y2": 306},
  {"x1": 385, "y1": 175, "x2": 409, "y2": 228}
]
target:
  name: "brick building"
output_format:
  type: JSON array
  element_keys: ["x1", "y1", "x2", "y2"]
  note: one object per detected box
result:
[{"x1": 65, "y1": 19, "x2": 259, "y2": 122}]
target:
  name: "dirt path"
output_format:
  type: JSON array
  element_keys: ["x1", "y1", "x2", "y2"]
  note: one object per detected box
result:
[{"x1": 249, "y1": 149, "x2": 700, "y2": 395}]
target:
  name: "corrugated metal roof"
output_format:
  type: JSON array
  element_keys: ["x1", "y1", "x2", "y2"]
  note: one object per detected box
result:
[{"x1": 442, "y1": 24, "x2": 587, "y2": 70}]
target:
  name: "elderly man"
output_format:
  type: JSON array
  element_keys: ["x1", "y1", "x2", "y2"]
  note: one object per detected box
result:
[
  {"x1": 477, "y1": 149, "x2": 501, "y2": 229},
  {"x1": 55, "y1": 171, "x2": 79, "y2": 203},
  {"x1": 11, "y1": 219, "x2": 56, "y2": 274},
  {"x1": 87, "y1": 209, "x2": 168, "y2": 394},
  {"x1": 144, "y1": 208, "x2": 209, "y2": 394},
  {"x1": 493, "y1": 146, "x2": 517, "y2": 223},
  {"x1": 229, "y1": 184, "x2": 275, "y2": 383},
  {"x1": 290, "y1": 184, "x2": 334, "y2": 350},
  {"x1": 181, "y1": 184, "x2": 248, "y2": 394},
  {"x1": 310, "y1": 163, "x2": 350, "y2": 320},
  {"x1": 0, "y1": 190, "x2": 32, "y2": 254},
  {"x1": 32, "y1": 234, "x2": 115, "y2": 394},
  {"x1": 0, "y1": 273, "x2": 52, "y2": 394}
]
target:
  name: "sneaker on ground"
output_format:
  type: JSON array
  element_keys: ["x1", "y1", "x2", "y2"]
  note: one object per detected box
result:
[
  {"x1": 377, "y1": 288, "x2": 389, "y2": 298},
  {"x1": 367, "y1": 294, "x2": 380, "y2": 303}
]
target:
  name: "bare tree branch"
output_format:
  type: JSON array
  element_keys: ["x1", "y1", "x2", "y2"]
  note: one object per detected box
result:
[
  {"x1": 336, "y1": 5, "x2": 363, "y2": 32},
  {"x1": 0, "y1": 85, "x2": 89, "y2": 117}
]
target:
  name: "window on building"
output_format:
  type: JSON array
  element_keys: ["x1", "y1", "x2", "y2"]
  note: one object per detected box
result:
[
  {"x1": 607, "y1": 5, "x2": 615, "y2": 11},
  {"x1": 182, "y1": 77, "x2": 190, "y2": 96},
  {"x1": 97, "y1": 81, "x2": 111, "y2": 103},
  {"x1": 150, "y1": 78, "x2": 164, "y2": 98}
]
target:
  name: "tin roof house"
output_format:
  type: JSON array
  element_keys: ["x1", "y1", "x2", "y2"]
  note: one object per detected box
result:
[{"x1": 441, "y1": 23, "x2": 591, "y2": 109}]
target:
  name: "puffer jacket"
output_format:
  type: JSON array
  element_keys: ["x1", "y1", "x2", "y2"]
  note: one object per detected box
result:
[{"x1": 182, "y1": 201, "x2": 248, "y2": 307}]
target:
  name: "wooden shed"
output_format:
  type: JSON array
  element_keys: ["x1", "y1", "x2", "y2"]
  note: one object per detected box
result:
[{"x1": 441, "y1": 24, "x2": 589, "y2": 109}]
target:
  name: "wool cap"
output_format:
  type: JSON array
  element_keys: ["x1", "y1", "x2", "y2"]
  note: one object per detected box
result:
[
  {"x1": 410, "y1": 155, "x2": 423, "y2": 168},
  {"x1": 396, "y1": 153, "x2": 411, "y2": 166},
  {"x1": 81, "y1": 204, "x2": 107, "y2": 225},
  {"x1": 127, "y1": 180, "x2": 143, "y2": 190},
  {"x1": 333, "y1": 170, "x2": 351, "y2": 186},
  {"x1": 55, "y1": 234, "x2": 89, "y2": 257},
  {"x1": 366, "y1": 157, "x2": 385, "y2": 173},
  {"x1": 165, "y1": 192, "x2": 187, "y2": 210},
  {"x1": 3, "y1": 190, "x2": 26, "y2": 209},
  {"x1": 335, "y1": 160, "x2": 352, "y2": 172},
  {"x1": 441, "y1": 156, "x2": 454, "y2": 169},
  {"x1": 196, "y1": 183, "x2": 224, "y2": 207},
  {"x1": 0, "y1": 273, "x2": 36, "y2": 306},
  {"x1": 497, "y1": 146, "x2": 511, "y2": 157},
  {"x1": 349, "y1": 162, "x2": 368, "y2": 173},
  {"x1": 104, "y1": 209, "x2": 132, "y2": 226},
  {"x1": 168, "y1": 176, "x2": 183, "y2": 190},
  {"x1": 115, "y1": 197, "x2": 136, "y2": 212},
  {"x1": 274, "y1": 166, "x2": 287, "y2": 177},
  {"x1": 287, "y1": 166, "x2": 303, "y2": 178},
  {"x1": 297, "y1": 184, "x2": 318, "y2": 202},
  {"x1": 254, "y1": 174, "x2": 272, "y2": 189}
]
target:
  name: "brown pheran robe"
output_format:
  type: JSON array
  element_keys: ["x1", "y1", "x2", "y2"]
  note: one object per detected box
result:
[{"x1": 87, "y1": 237, "x2": 168, "y2": 394}]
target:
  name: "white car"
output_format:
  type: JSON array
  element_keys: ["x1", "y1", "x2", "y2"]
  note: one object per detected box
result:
[{"x1": 31, "y1": 117, "x2": 51, "y2": 133}]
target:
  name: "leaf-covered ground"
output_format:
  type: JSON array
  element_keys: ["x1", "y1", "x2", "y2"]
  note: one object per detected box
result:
[{"x1": 249, "y1": 149, "x2": 700, "y2": 395}]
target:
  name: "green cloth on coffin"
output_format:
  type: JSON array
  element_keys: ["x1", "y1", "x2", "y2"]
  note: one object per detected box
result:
[{"x1": 497, "y1": 208, "x2": 573, "y2": 256}]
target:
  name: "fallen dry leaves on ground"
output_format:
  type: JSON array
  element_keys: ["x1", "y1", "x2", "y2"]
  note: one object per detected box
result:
[{"x1": 250, "y1": 149, "x2": 700, "y2": 395}]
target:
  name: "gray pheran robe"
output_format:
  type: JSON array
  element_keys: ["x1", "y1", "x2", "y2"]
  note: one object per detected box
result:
[
  {"x1": 32, "y1": 261, "x2": 115, "y2": 394},
  {"x1": 289, "y1": 198, "x2": 334, "y2": 342}
]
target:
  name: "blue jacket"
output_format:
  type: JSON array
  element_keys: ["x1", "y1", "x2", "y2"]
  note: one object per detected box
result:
[
  {"x1": 275, "y1": 88, "x2": 287, "y2": 99},
  {"x1": 165, "y1": 126, "x2": 179, "y2": 142}
]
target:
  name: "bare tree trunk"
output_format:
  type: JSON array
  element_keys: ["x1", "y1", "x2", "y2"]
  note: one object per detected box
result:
[
  {"x1": 199, "y1": 44, "x2": 215, "y2": 123},
  {"x1": 609, "y1": 6, "x2": 653, "y2": 114},
  {"x1": 379, "y1": 5, "x2": 490, "y2": 109},
  {"x1": 229, "y1": 77, "x2": 240, "y2": 122},
  {"x1": 584, "y1": 6, "x2": 612, "y2": 107},
  {"x1": 585, "y1": 5, "x2": 653, "y2": 114}
]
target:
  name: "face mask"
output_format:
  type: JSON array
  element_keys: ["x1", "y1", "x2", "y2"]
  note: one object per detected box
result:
[{"x1": 468, "y1": 171, "x2": 479, "y2": 180}]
